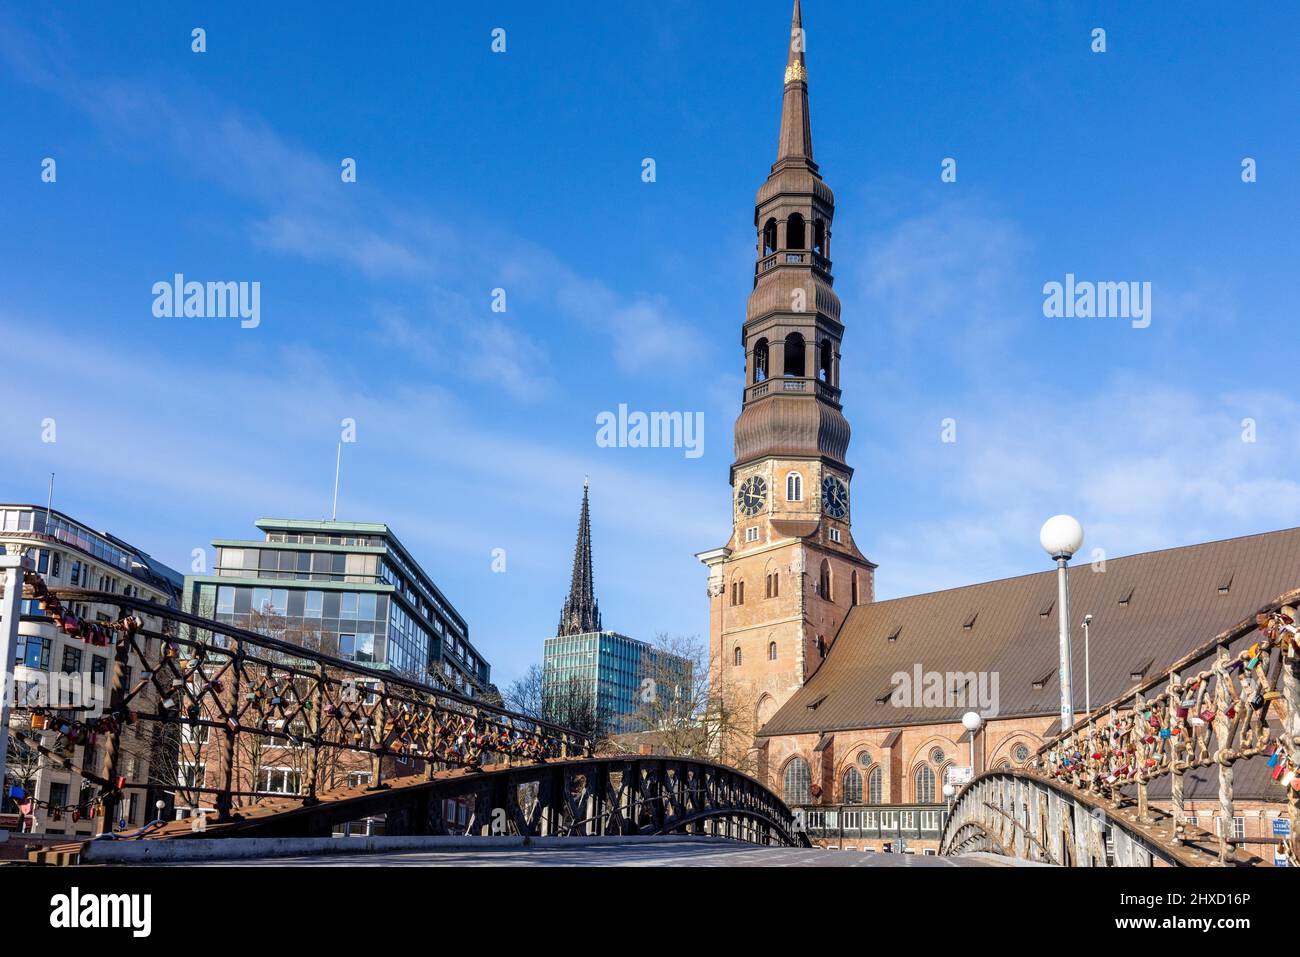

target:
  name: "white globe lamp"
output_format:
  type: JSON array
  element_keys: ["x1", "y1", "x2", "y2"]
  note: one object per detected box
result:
[{"x1": 1039, "y1": 514, "x2": 1084, "y2": 560}]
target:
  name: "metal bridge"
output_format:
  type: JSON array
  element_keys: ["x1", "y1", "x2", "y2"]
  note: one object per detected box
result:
[
  {"x1": 12, "y1": 574, "x2": 806, "y2": 864},
  {"x1": 12, "y1": 572, "x2": 1297, "y2": 866},
  {"x1": 940, "y1": 590, "x2": 1300, "y2": 867}
]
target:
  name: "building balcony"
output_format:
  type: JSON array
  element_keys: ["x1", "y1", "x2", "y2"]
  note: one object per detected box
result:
[
  {"x1": 745, "y1": 376, "x2": 842, "y2": 404},
  {"x1": 755, "y1": 250, "x2": 833, "y2": 278}
]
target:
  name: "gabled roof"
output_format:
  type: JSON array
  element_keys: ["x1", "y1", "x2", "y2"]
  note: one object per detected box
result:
[{"x1": 761, "y1": 526, "x2": 1300, "y2": 737}]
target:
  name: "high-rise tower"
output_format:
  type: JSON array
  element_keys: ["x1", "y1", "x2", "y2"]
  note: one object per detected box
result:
[{"x1": 698, "y1": 0, "x2": 876, "y2": 737}]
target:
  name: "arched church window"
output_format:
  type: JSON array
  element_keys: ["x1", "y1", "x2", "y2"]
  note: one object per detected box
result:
[
  {"x1": 816, "y1": 635, "x2": 826, "y2": 658},
  {"x1": 786, "y1": 471, "x2": 802, "y2": 502},
  {"x1": 818, "y1": 559, "x2": 832, "y2": 601},
  {"x1": 733, "y1": 646, "x2": 742, "y2": 667},
  {"x1": 762, "y1": 219, "x2": 778, "y2": 256},
  {"x1": 819, "y1": 339, "x2": 833, "y2": 382},
  {"x1": 787, "y1": 213, "x2": 806, "y2": 250},
  {"x1": 784, "y1": 333, "x2": 805, "y2": 377},
  {"x1": 813, "y1": 219, "x2": 826, "y2": 256},
  {"x1": 768, "y1": 640, "x2": 777, "y2": 660},
  {"x1": 915, "y1": 765, "x2": 936, "y2": 804},
  {"x1": 851, "y1": 570, "x2": 860, "y2": 606},
  {"x1": 753, "y1": 338, "x2": 769, "y2": 383},
  {"x1": 842, "y1": 767, "x2": 863, "y2": 804},
  {"x1": 867, "y1": 766, "x2": 883, "y2": 804},
  {"x1": 784, "y1": 758, "x2": 811, "y2": 805}
]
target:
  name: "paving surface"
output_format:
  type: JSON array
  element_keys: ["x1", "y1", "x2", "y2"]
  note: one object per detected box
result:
[{"x1": 182, "y1": 841, "x2": 1008, "y2": 867}]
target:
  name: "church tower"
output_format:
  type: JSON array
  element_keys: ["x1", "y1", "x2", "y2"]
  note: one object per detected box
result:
[
  {"x1": 698, "y1": 0, "x2": 875, "y2": 736},
  {"x1": 558, "y1": 479, "x2": 602, "y2": 637}
]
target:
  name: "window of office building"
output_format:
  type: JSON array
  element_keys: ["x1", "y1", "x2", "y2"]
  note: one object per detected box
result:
[{"x1": 16, "y1": 635, "x2": 52, "y2": 670}]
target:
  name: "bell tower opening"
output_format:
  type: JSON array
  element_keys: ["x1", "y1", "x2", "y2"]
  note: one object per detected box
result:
[
  {"x1": 787, "y1": 213, "x2": 806, "y2": 250},
  {"x1": 783, "y1": 333, "x2": 805, "y2": 377}
]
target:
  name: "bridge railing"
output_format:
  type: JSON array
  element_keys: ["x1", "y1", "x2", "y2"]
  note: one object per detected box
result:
[
  {"x1": 967, "y1": 588, "x2": 1300, "y2": 866},
  {"x1": 13, "y1": 574, "x2": 591, "y2": 831}
]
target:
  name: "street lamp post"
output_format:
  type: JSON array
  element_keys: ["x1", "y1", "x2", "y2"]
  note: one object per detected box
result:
[
  {"x1": 0, "y1": 552, "x2": 24, "y2": 817},
  {"x1": 1082, "y1": 613, "x2": 1094, "y2": 716},
  {"x1": 1040, "y1": 515, "x2": 1084, "y2": 743},
  {"x1": 962, "y1": 710, "x2": 983, "y2": 778}
]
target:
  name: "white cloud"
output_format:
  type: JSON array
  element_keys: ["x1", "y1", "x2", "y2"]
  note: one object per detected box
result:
[
  {"x1": 854, "y1": 198, "x2": 1032, "y2": 361},
  {"x1": 869, "y1": 378, "x2": 1300, "y2": 600}
]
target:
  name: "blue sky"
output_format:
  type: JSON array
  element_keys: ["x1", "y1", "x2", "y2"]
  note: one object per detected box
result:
[{"x1": 1, "y1": 1, "x2": 1297, "y2": 686}]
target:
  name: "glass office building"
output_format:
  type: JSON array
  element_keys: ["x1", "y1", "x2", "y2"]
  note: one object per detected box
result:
[
  {"x1": 184, "y1": 518, "x2": 488, "y2": 694},
  {"x1": 542, "y1": 631, "x2": 690, "y2": 734}
]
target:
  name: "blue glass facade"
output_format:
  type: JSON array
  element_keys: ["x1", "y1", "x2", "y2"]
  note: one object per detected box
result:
[{"x1": 542, "y1": 631, "x2": 690, "y2": 734}]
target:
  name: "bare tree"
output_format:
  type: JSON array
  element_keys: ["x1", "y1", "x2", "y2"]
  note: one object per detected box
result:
[
  {"x1": 615, "y1": 633, "x2": 761, "y2": 775},
  {"x1": 544, "y1": 674, "x2": 611, "y2": 745},
  {"x1": 503, "y1": 664, "x2": 544, "y2": 719}
]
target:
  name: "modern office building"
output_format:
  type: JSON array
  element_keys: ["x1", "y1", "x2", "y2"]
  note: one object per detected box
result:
[
  {"x1": 183, "y1": 518, "x2": 489, "y2": 695},
  {"x1": 543, "y1": 484, "x2": 690, "y2": 734},
  {"x1": 543, "y1": 630, "x2": 691, "y2": 735},
  {"x1": 0, "y1": 504, "x2": 183, "y2": 838}
]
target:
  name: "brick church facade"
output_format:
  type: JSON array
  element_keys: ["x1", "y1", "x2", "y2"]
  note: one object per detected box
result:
[{"x1": 699, "y1": 1, "x2": 1293, "y2": 858}]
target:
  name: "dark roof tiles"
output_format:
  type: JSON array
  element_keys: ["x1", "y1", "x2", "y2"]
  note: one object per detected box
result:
[{"x1": 761, "y1": 527, "x2": 1300, "y2": 737}]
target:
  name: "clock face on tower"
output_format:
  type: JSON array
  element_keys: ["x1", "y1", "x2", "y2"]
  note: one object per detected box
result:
[
  {"x1": 737, "y1": 476, "x2": 767, "y2": 517},
  {"x1": 822, "y1": 475, "x2": 848, "y2": 519}
]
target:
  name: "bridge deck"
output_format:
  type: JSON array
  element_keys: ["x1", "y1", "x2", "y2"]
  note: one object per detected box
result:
[
  {"x1": 30, "y1": 754, "x2": 807, "y2": 864},
  {"x1": 67, "y1": 837, "x2": 1009, "y2": 867}
]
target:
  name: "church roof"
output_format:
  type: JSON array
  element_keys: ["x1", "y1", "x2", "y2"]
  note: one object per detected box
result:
[{"x1": 761, "y1": 526, "x2": 1300, "y2": 739}]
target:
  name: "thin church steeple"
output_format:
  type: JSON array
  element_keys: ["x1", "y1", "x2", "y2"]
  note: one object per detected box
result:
[
  {"x1": 776, "y1": 0, "x2": 816, "y2": 171},
  {"x1": 557, "y1": 478, "x2": 602, "y2": 636}
]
